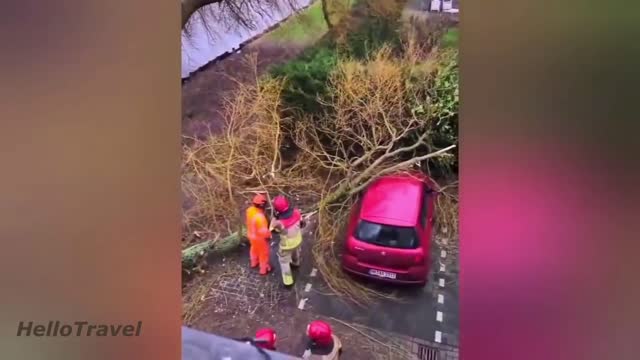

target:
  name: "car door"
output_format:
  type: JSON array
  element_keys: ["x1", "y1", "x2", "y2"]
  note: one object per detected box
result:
[{"x1": 418, "y1": 184, "x2": 436, "y2": 260}]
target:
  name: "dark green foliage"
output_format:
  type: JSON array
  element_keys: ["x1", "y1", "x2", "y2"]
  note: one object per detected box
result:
[
  {"x1": 270, "y1": 46, "x2": 338, "y2": 115},
  {"x1": 342, "y1": 14, "x2": 402, "y2": 59},
  {"x1": 441, "y1": 28, "x2": 459, "y2": 48},
  {"x1": 270, "y1": 1, "x2": 403, "y2": 114},
  {"x1": 432, "y1": 55, "x2": 459, "y2": 172},
  {"x1": 419, "y1": 50, "x2": 459, "y2": 172},
  {"x1": 431, "y1": 50, "x2": 459, "y2": 146}
]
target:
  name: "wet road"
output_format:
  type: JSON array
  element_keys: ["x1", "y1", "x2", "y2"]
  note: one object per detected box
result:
[{"x1": 291, "y1": 231, "x2": 460, "y2": 347}]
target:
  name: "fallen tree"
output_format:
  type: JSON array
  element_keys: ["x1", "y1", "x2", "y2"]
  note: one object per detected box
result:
[
  {"x1": 182, "y1": 209, "x2": 319, "y2": 271},
  {"x1": 287, "y1": 38, "x2": 458, "y2": 302},
  {"x1": 182, "y1": 228, "x2": 246, "y2": 272},
  {"x1": 181, "y1": 4, "x2": 459, "y2": 304}
]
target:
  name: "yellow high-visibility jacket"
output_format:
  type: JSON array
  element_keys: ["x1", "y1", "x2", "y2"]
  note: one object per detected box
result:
[{"x1": 270, "y1": 217, "x2": 302, "y2": 251}]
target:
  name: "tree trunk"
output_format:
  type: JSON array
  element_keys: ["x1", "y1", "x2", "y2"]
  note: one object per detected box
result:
[
  {"x1": 182, "y1": 227, "x2": 246, "y2": 269},
  {"x1": 182, "y1": 0, "x2": 222, "y2": 29},
  {"x1": 320, "y1": 0, "x2": 334, "y2": 29}
]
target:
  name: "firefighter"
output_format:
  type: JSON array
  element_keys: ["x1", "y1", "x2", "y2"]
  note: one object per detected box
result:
[
  {"x1": 246, "y1": 193, "x2": 272, "y2": 275},
  {"x1": 269, "y1": 195, "x2": 304, "y2": 286},
  {"x1": 254, "y1": 328, "x2": 277, "y2": 351},
  {"x1": 301, "y1": 320, "x2": 342, "y2": 360}
]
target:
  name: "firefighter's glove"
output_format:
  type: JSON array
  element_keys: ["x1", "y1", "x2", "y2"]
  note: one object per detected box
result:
[{"x1": 302, "y1": 349, "x2": 312, "y2": 359}]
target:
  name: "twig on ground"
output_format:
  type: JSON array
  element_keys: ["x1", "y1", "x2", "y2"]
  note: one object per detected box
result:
[{"x1": 329, "y1": 317, "x2": 414, "y2": 359}]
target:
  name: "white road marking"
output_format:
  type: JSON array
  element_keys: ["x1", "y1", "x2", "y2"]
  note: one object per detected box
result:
[
  {"x1": 441, "y1": 250, "x2": 447, "y2": 258},
  {"x1": 298, "y1": 298, "x2": 308, "y2": 310},
  {"x1": 440, "y1": 263, "x2": 446, "y2": 272},
  {"x1": 435, "y1": 331, "x2": 442, "y2": 343},
  {"x1": 310, "y1": 268, "x2": 318, "y2": 277},
  {"x1": 438, "y1": 278, "x2": 445, "y2": 287},
  {"x1": 304, "y1": 283, "x2": 312, "y2": 292},
  {"x1": 436, "y1": 311, "x2": 443, "y2": 322},
  {"x1": 437, "y1": 294, "x2": 444, "y2": 304}
]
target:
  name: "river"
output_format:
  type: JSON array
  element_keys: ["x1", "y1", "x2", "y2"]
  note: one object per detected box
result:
[{"x1": 181, "y1": 0, "x2": 312, "y2": 78}]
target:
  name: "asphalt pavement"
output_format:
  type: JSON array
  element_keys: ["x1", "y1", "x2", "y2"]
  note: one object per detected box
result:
[{"x1": 289, "y1": 230, "x2": 460, "y2": 348}]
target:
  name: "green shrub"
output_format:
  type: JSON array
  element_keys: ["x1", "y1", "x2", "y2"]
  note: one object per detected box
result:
[
  {"x1": 423, "y1": 50, "x2": 459, "y2": 172},
  {"x1": 441, "y1": 28, "x2": 459, "y2": 48},
  {"x1": 271, "y1": 7, "x2": 404, "y2": 113},
  {"x1": 270, "y1": 45, "x2": 338, "y2": 114},
  {"x1": 343, "y1": 15, "x2": 401, "y2": 59}
]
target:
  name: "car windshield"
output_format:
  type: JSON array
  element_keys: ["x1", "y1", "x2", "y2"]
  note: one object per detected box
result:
[{"x1": 354, "y1": 220, "x2": 418, "y2": 249}]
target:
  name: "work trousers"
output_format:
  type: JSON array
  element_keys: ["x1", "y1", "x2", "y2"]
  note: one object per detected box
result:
[
  {"x1": 278, "y1": 244, "x2": 301, "y2": 286},
  {"x1": 249, "y1": 237, "x2": 271, "y2": 274}
]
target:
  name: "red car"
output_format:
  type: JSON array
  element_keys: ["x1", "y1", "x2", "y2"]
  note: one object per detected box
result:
[{"x1": 341, "y1": 172, "x2": 437, "y2": 286}]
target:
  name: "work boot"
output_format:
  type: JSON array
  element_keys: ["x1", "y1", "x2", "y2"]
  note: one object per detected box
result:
[{"x1": 281, "y1": 269, "x2": 294, "y2": 286}]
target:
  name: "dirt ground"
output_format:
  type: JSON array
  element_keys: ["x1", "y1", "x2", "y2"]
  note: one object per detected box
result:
[{"x1": 182, "y1": 42, "x2": 306, "y2": 138}]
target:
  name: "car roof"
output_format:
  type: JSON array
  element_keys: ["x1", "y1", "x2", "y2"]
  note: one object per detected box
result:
[{"x1": 359, "y1": 173, "x2": 427, "y2": 227}]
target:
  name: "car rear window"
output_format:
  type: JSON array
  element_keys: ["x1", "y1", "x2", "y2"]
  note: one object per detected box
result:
[{"x1": 354, "y1": 220, "x2": 419, "y2": 249}]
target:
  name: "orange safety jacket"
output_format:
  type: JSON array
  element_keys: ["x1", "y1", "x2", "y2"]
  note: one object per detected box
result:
[{"x1": 246, "y1": 206, "x2": 271, "y2": 241}]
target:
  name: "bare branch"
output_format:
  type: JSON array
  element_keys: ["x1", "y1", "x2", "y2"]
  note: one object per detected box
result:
[
  {"x1": 182, "y1": 0, "x2": 222, "y2": 29},
  {"x1": 349, "y1": 145, "x2": 457, "y2": 195}
]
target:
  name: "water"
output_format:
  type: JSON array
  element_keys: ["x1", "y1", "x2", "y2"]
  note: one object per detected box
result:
[{"x1": 181, "y1": 0, "x2": 312, "y2": 78}]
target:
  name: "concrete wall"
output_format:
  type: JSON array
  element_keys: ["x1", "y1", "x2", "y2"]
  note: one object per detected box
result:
[{"x1": 181, "y1": 0, "x2": 312, "y2": 79}]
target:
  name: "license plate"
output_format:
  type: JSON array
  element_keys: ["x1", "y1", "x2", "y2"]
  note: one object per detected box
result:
[{"x1": 369, "y1": 269, "x2": 397, "y2": 279}]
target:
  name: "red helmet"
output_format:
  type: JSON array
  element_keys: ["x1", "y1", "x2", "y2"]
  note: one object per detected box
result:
[
  {"x1": 272, "y1": 195, "x2": 290, "y2": 213},
  {"x1": 254, "y1": 327, "x2": 277, "y2": 350},
  {"x1": 252, "y1": 193, "x2": 268, "y2": 206},
  {"x1": 306, "y1": 320, "x2": 333, "y2": 347}
]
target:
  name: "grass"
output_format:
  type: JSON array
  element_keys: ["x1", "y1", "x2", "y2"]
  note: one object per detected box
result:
[
  {"x1": 266, "y1": 0, "x2": 355, "y2": 44},
  {"x1": 266, "y1": 1, "x2": 329, "y2": 44},
  {"x1": 441, "y1": 27, "x2": 459, "y2": 48}
]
